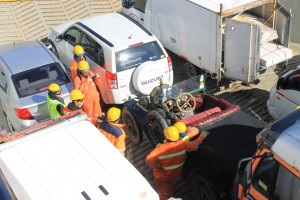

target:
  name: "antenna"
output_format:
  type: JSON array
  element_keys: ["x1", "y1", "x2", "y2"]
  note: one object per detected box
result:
[{"x1": 128, "y1": 33, "x2": 133, "y2": 39}]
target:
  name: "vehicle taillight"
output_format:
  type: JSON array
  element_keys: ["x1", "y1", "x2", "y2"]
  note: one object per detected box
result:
[
  {"x1": 14, "y1": 108, "x2": 34, "y2": 120},
  {"x1": 167, "y1": 56, "x2": 173, "y2": 72},
  {"x1": 106, "y1": 71, "x2": 118, "y2": 89}
]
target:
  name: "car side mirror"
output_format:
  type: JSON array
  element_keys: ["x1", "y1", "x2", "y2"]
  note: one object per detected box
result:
[
  {"x1": 122, "y1": 0, "x2": 134, "y2": 9},
  {"x1": 55, "y1": 34, "x2": 63, "y2": 42}
]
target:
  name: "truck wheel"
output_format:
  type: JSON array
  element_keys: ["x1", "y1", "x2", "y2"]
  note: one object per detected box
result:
[
  {"x1": 189, "y1": 170, "x2": 218, "y2": 200},
  {"x1": 184, "y1": 62, "x2": 201, "y2": 78},
  {"x1": 146, "y1": 110, "x2": 168, "y2": 147},
  {"x1": 122, "y1": 107, "x2": 143, "y2": 144}
]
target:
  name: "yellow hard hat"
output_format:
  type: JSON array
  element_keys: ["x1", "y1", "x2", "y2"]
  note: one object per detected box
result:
[
  {"x1": 48, "y1": 83, "x2": 61, "y2": 93},
  {"x1": 73, "y1": 45, "x2": 85, "y2": 56},
  {"x1": 164, "y1": 126, "x2": 179, "y2": 142},
  {"x1": 78, "y1": 60, "x2": 89, "y2": 71},
  {"x1": 107, "y1": 107, "x2": 121, "y2": 122},
  {"x1": 70, "y1": 89, "x2": 85, "y2": 101},
  {"x1": 174, "y1": 122, "x2": 187, "y2": 133}
]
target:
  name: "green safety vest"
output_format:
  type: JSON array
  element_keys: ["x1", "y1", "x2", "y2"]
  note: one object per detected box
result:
[
  {"x1": 158, "y1": 150, "x2": 187, "y2": 170},
  {"x1": 46, "y1": 96, "x2": 66, "y2": 120}
]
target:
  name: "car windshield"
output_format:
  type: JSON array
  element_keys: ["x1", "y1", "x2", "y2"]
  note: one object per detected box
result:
[
  {"x1": 12, "y1": 62, "x2": 71, "y2": 98},
  {"x1": 154, "y1": 75, "x2": 206, "y2": 99},
  {"x1": 115, "y1": 41, "x2": 165, "y2": 72}
]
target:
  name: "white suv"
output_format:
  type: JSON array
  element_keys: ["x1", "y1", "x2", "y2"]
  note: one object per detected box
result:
[{"x1": 48, "y1": 12, "x2": 173, "y2": 104}]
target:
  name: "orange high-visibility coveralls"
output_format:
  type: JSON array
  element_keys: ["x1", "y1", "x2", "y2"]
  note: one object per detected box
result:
[
  {"x1": 146, "y1": 137, "x2": 204, "y2": 200},
  {"x1": 98, "y1": 121, "x2": 126, "y2": 156},
  {"x1": 180, "y1": 126, "x2": 199, "y2": 142},
  {"x1": 74, "y1": 71, "x2": 102, "y2": 125},
  {"x1": 70, "y1": 60, "x2": 79, "y2": 80},
  {"x1": 70, "y1": 57, "x2": 86, "y2": 80}
]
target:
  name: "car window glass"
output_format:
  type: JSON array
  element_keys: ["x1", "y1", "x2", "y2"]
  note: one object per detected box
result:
[
  {"x1": 115, "y1": 41, "x2": 165, "y2": 72},
  {"x1": 0, "y1": 66, "x2": 7, "y2": 93},
  {"x1": 12, "y1": 63, "x2": 71, "y2": 98},
  {"x1": 64, "y1": 28, "x2": 81, "y2": 46},
  {"x1": 81, "y1": 34, "x2": 104, "y2": 66},
  {"x1": 134, "y1": 0, "x2": 147, "y2": 13},
  {"x1": 252, "y1": 156, "x2": 277, "y2": 198}
]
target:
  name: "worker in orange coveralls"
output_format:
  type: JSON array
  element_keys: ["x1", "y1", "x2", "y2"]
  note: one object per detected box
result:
[
  {"x1": 64, "y1": 89, "x2": 85, "y2": 114},
  {"x1": 98, "y1": 107, "x2": 126, "y2": 156},
  {"x1": 174, "y1": 121, "x2": 199, "y2": 142},
  {"x1": 74, "y1": 60, "x2": 103, "y2": 126},
  {"x1": 146, "y1": 126, "x2": 209, "y2": 200},
  {"x1": 70, "y1": 45, "x2": 86, "y2": 80}
]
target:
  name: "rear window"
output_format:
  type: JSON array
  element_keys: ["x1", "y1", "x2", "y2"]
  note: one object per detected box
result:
[
  {"x1": 12, "y1": 62, "x2": 71, "y2": 98},
  {"x1": 115, "y1": 41, "x2": 165, "y2": 72}
]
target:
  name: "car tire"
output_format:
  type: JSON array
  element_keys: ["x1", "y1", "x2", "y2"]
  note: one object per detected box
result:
[
  {"x1": 188, "y1": 169, "x2": 218, "y2": 200},
  {"x1": 122, "y1": 107, "x2": 143, "y2": 144},
  {"x1": 146, "y1": 110, "x2": 168, "y2": 147},
  {"x1": 49, "y1": 41, "x2": 59, "y2": 59},
  {"x1": 184, "y1": 62, "x2": 201, "y2": 78}
]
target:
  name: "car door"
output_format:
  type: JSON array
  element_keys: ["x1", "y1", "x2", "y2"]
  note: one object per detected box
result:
[
  {"x1": 55, "y1": 27, "x2": 83, "y2": 68},
  {"x1": 79, "y1": 33, "x2": 113, "y2": 104},
  {"x1": 0, "y1": 62, "x2": 8, "y2": 112}
]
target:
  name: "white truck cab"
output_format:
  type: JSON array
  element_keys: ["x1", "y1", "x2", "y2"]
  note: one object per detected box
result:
[
  {"x1": 0, "y1": 113, "x2": 159, "y2": 200},
  {"x1": 123, "y1": 0, "x2": 295, "y2": 84}
]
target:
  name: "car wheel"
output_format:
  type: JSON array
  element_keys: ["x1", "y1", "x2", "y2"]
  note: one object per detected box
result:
[
  {"x1": 122, "y1": 107, "x2": 143, "y2": 144},
  {"x1": 49, "y1": 41, "x2": 59, "y2": 59},
  {"x1": 146, "y1": 110, "x2": 168, "y2": 147},
  {"x1": 184, "y1": 62, "x2": 201, "y2": 78},
  {"x1": 188, "y1": 169, "x2": 218, "y2": 200}
]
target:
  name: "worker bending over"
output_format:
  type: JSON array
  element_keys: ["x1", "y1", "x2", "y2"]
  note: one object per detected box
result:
[
  {"x1": 46, "y1": 83, "x2": 66, "y2": 120},
  {"x1": 64, "y1": 89, "x2": 85, "y2": 113},
  {"x1": 174, "y1": 121, "x2": 199, "y2": 142},
  {"x1": 146, "y1": 126, "x2": 209, "y2": 200},
  {"x1": 98, "y1": 107, "x2": 126, "y2": 156},
  {"x1": 74, "y1": 60, "x2": 103, "y2": 125}
]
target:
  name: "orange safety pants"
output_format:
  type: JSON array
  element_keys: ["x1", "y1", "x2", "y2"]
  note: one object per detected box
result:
[
  {"x1": 82, "y1": 93, "x2": 102, "y2": 126},
  {"x1": 154, "y1": 177, "x2": 179, "y2": 200}
]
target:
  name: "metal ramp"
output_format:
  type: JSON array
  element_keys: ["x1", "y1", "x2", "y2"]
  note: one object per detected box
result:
[{"x1": 0, "y1": 0, "x2": 121, "y2": 45}]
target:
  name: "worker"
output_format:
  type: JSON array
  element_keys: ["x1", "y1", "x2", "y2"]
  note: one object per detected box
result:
[
  {"x1": 64, "y1": 89, "x2": 85, "y2": 113},
  {"x1": 146, "y1": 126, "x2": 209, "y2": 200},
  {"x1": 74, "y1": 60, "x2": 103, "y2": 126},
  {"x1": 174, "y1": 121, "x2": 199, "y2": 142},
  {"x1": 98, "y1": 107, "x2": 126, "y2": 156},
  {"x1": 46, "y1": 83, "x2": 66, "y2": 120},
  {"x1": 70, "y1": 45, "x2": 86, "y2": 80}
]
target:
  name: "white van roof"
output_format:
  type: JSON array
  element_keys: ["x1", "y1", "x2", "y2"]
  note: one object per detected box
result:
[
  {"x1": 79, "y1": 12, "x2": 154, "y2": 49},
  {"x1": 0, "y1": 115, "x2": 158, "y2": 200},
  {"x1": 188, "y1": 0, "x2": 271, "y2": 16}
]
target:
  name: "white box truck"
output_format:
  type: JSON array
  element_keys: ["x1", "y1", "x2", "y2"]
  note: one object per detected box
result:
[
  {"x1": 122, "y1": 0, "x2": 295, "y2": 84},
  {"x1": 0, "y1": 112, "x2": 159, "y2": 200}
]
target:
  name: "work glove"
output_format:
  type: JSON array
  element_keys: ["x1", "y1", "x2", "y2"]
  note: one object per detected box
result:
[{"x1": 200, "y1": 131, "x2": 210, "y2": 139}]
